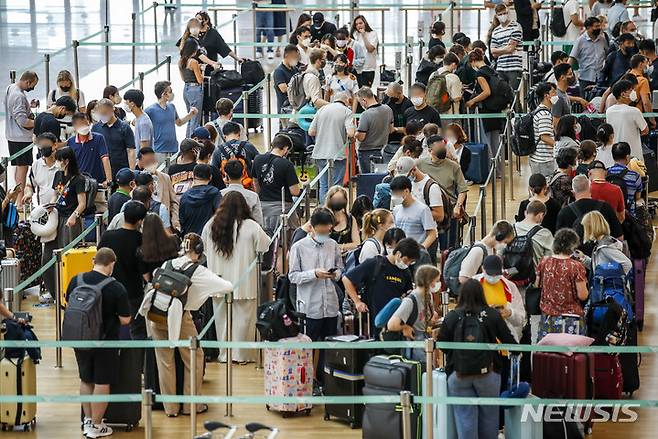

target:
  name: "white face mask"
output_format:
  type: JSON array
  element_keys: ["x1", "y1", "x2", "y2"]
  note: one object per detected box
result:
[
  {"x1": 145, "y1": 163, "x2": 158, "y2": 174},
  {"x1": 313, "y1": 234, "x2": 331, "y2": 244},
  {"x1": 395, "y1": 258, "x2": 409, "y2": 270},
  {"x1": 55, "y1": 160, "x2": 64, "y2": 171},
  {"x1": 549, "y1": 95, "x2": 560, "y2": 105},
  {"x1": 336, "y1": 39, "x2": 347, "y2": 48},
  {"x1": 390, "y1": 194, "x2": 404, "y2": 206},
  {"x1": 168, "y1": 92, "x2": 175, "y2": 102},
  {"x1": 410, "y1": 97, "x2": 424, "y2": 107},
  {"x1": 495, "y1": 243, "x2": 507, "y2": 254},
  {"x1": 429, "y1": 283, "x2": 441, "y2": 293},
  {"x1": 574, "y1": 123, "x2": 581, "y2": 135},
  {"x1": 497, "y1": 14, "x2": 509, "y2": 24},
  {"x1": 190, "y1": 27, "x2": 201, "y2": 37},
  {"x1": 485, "y1": 274, "x2": 502, "y2": 284},
  {"x1": 446, "y1": 136, "x2": 457, "y2": 146},
  {"x1": 90, "y1": 112, "x2": 100, "y2": 123},
  {"x1": 386, "y1": 246, "x2": 395, "y2": 255},
  {"x1": 629, "y1": 90, "x2": 638, "y2": 102},
  {"x1": 301, "y1": 38, "x2": 311, "y2": 47},
  {"x1": 76, "y1": 125, "x2": 90, "y2": 136},
  {"x1": 99, "y1": 114, "x2": 112, "y2": 124}
]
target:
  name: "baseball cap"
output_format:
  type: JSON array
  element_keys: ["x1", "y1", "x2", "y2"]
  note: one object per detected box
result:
[
  {"x1": 588, "y1": 160, "x2": 607, "y2": 171},
  {"x1": 395, "y1": 156, "x2": 416, "y2": 176},
  {"x1": 192, "y1": 126, "x2": 211, "y2": 140},
  {"x1": 482, "y1": 255, "x2": 503, "y2": 276},
  {"x1": 180, "y1": 138, "x2": 200, "y2": 154},
  {"x1": 313, "y1": 12, "x2": 324, "y2": 24},
  {"x1": 116, "y1": 168, "x2": 135, "y2": 185}
]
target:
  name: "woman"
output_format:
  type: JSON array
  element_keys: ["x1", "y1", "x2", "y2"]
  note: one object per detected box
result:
[
  {"x1": 335, "y1": 27, "x2": 355, "y2": 67},
  {"x1": 47, "y1": 70, "x2": 86, "y2": 112},
  {"x1": 438, "y1": 279, "x2": 517, "y2": 439},
  {"x1": 595, "y1": 123, "x2": 615, "y2": 168},
  {"x1": 320, "y1": 33, "x2": 338, "y2": 62},
  {"x1": 515, "y1": 173, "x2": 561, "y2": 234},
  {"x1": 85, "y1": 100, "x2": 99, "y2": 124},
  {"x1": 325, "y1": 186, "x2": 361, "y2": 253},
  {"x1": 416, "y1": 45, "x2": 445, "y2": 85},
  {"x1": 289, "y1": 14, "x2": 312, "y2": 45},
  {"x1": 581, "y1": 211, "x2": 632, "y2": 274},
  {"x1": 202, "y1": 192, "x2": 270, "y2": 363},
  {"x1": 350, "y1": 194, "x2": 374, "y2": 229},
  {"x1": 350, "y1": 15, "x2": 379, "y2": 88},
  {"x1": 383, "y1": 227, "x2": 406, "y2": 255},
  {"x1": 195, "y1": 11, "x2": 242, "y2": 72},
  {"x1": 139, "y1": 233, "x2": 232, "y2": 417},
  {"x1": 554, "y1": 115, "x2": 580, "y2": 159},
  {"x1": 325, "y1": 54, "x2": 359, "y2": 110},
  {"x1": 576, "y1": 140, "x2": 597, "y2": 175},
  {"x1": 445, "y1": 123, "x2": 472, "y2": 176},
  {"x1": 43, "y1": 147, "x2": 87, "y2": 301},
  {"x1": 387, "y1": 265, "x2": 441, "y2": 361},
  {"x1": 179, "y1": 39, "x2": 204, "y2": 137},
  {"x1": 138, "y1": 213, "x2": 181, "y2": 281},
  {"x1": 428, "y1": 21, "x2": 446, "y2": 50},
  {"x1": 536, "y1": 228, "x2": 589, "y2": 341},
  {"x1": 102, "y1": 85, "x2": 126, "y2": 120},
  {"x1": 548, "y1": 147, "x2": 577, "y2": 208},
  {"x1": 359, "y1": 209, "x2": 394, "y2": 263}
]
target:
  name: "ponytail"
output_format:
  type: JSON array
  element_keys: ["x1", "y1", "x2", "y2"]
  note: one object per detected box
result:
[{"x1": 361, "y1": 208, "x2": 392, "y2": 239}]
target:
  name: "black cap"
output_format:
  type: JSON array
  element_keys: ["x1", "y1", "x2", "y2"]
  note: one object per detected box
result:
[
  {"x1": 313, "y1": 12, "x2": 324, "y2": 23},
  {"x1": 180, "y1": 138, "x2": 200, "y2": 154},
  {"x1": 588, "y1": 160, "x2": 607, "y2": 171},
  {"x1": 482, "y1": 255, "x2": 503, "y2": 276}
]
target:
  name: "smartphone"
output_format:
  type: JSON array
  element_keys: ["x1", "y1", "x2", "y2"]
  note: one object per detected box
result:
[
  {"x1": 328, "y1": 268, "x2": 337, "y2": 273},
  {"x1": 506, "y1": 267, "x2": 519, "y2": 276},
  {"x1": 13, "y1": 183, "x2": 21, "y2": 191}
]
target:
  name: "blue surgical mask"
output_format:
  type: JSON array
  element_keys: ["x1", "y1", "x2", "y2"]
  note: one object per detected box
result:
[
  {"x1": 313, "y1": 234, "x2": 331, "y2": 244},
  {"x1": 484, "y1": 274, "x2": 502, "y2": 284}
]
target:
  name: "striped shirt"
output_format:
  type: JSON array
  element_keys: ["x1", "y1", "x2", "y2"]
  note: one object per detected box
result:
[
  {"x1": 491, "y1": 21, "x2": 523, "y2": 72},
  {"x1": 530, "y1": 105, "x2": 554, "y2": 164},
  {"x1": 608, "y1": 163, "x2": 643, "y2": 212}
]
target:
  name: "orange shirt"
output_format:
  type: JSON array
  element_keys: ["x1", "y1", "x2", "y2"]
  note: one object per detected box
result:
[{"x1": 632, "y1": 71, "x2": 651, "y2": 112}]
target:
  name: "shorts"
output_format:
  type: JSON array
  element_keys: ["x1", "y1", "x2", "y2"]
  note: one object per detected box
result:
[
  {"x1": 74, "y1": 348, "x2": 120, "y2": 385},
  {"x1": 306, "y1": 316, "x2": 338, "y2": 342},
  {"x1": 7, "y1": 141, "x2": 33, "y2": 166}
]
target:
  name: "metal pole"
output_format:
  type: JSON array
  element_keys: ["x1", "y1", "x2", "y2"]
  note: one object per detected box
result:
[
  {"x1": 44, "y1": 54, "x2": 51, "y2": 100},
  {"x1": 153, "y1": 1, "x2": 159, "y2": 66},
  {"x1": 405, "y1": 39, "x2": 413, "y2": 95},
  {"x1": 104, "y1": 25, "x2": 110, "y2": 85},
  {"x1": 131, "y1": 12, "x2": 136, "y2": 80},
  {"x1": 491, "y1": 158, "x2": 497, "y2": 224},
  {"x1": 404, "y1": 11, "x2": 409, "y2": 62},
  {"x1": 73, "y1": 40, "x2": 80, "y2": 87},
  {"x1": 95, "y1": 213, "x2": 104, "y2": 246},
  {"x1": 479, "y1": 186, "x2": 487, "y2": 239},
  {"x1": 143, "y1": 389, "x2": 153, "y2": 439},
  {"x1": 189, "y1": 336, "x2": 199, "y2": 436},
  {"x1": 225, "y1": 292, "x2": 234, "y2": 416},
  {"x1": 347, "y1": 140, "x2": 354, "y2": 207},
  {"x1": 506, "y1": 111, "x2": 514, "y2": 203},
  {"x1": 255, "y1": 252, "x2": 264, "y2": 369},
  {"x1": 328, "y1": 160, "x2": 334, "y2": 190},
  {"x1": 280, "y1": 214, "x2": 288, "y2": 273},
  {"x1": 418, "y1": 39, "x2": 424, "y2": 64},
  {"x1": 449, "y1": 4, "x2": 454, "y2": 37},
  {"x1": 477, "y1": 9, "x2": 481, "y2": 40},
  {"x1": 350, "y1": 0, "x2": 356, "y2": 22},
  {"x1": 381, "y1": 9, "x2": 385, "y2": 66},
  {"x1": 500, "y1": 137, "x2": 506, "y2": 220},
  {"x1": 242, "y1": 91, "x2": 249, "y2": 138},
  {"x1": 469, "y1": 216, "x2": 476, "y2": 245},
  {"x1": 232, "y1": 14, "x2": 238, "y2": 70},
  {"x1": 400, "y1": 391, "x2": 413, "y2": 439},
  {"x1": 213, "y1": 9, "x2": 218, "y2": 27},
  {"x1": 3, "y1": 288, "x2": 14, "y2": 314},
  {"x1": 139, "y1": 72, "x2": 145, "y2": 91},
  {"x1": 424, "y1": 339, "x2": 434, "y2": 439},
  {"x1": 304, "y1": 188, "x2": 310, "y2": 221},
  {"x1": 9, "y1": 70, "x2": 16, "y2": 84},
  {"x1": 166, "y1": 55, "x2": 171, "y2": 82},
  {"x1": 2, "y1": 158, "x2": 8, "y2": 192},
  {"x1": 252, "y1": 4, "x2": 257, "y2": 61},
  {"x1": 54, "y1": 248, "x2": 63, "y2": 368},
  {"x1": 266, "y1": 73, "x2": 272, "y2": 149}
]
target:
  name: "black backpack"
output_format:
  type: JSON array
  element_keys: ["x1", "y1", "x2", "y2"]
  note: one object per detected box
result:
[
  {"x1": 256, "y1": 298, "x2": 301, "y2": 342},
  {"x1": 241, "y1": 59, "x2": 265, "y2": 85},
  {"x1": 502, "y1": 225, "x2": 543, "y2": 287},
  {"x1": 550, "y1": 1, "x2": 570, "y2": 37},
  {"x1": 452, "y1": 309, "x2": 492, "y2": 375},
  {"x1": 482, "y1": 68, "x2": 514, "y2": 112},
  {"x1": 606, "y1": 168, "x2": 630, "y2": 204},
  {"x1": 512, "y1": 107, "x2": 550, "y2": 157},
  {"x1": 622, "y1": 211, "x2": 652, "y2": 259}
]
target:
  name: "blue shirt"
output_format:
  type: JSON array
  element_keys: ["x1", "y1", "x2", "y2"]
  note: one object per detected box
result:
[
  {"x1": 392, "y1": 199, "x2": 437, "y2": 244},
  {"x1": 570, "y1": 32, "x2": 608, "y2": 83},
  {"x1": 607, "y1": 3, "x2": 630, "y2": 31},
  {"x1": 608, "y1": 163, "x2": 643, "y2": 212},
  {"x1": 145, "y1": 103, "x2": 179, "y2": 154},
  {"x1": 66, "y1": 132, "x2": 109, "y2": 183},
  {"x1": 92, "y1": 119, "x2": 135, "y2": 178},
  {"x1": 133, "y1": 113, "x2": 154, "y2": 150}
]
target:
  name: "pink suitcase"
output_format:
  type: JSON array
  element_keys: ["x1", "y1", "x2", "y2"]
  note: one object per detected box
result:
[
  {"x1": 633, "y1": 259, "x2": 645, "y2": 331},
  {"x1": 264, "y1": 334, "x2": 313, "y2": 416}
]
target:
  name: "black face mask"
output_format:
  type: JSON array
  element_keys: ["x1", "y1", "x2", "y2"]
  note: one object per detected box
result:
[
  {"x1": 60, "y1": 85, "x2": 71, "y2": 92},
  {"x1": 321, "y1": 60, "x2": 327, "y2": 69},
  {"x1": 39, "y1": 146, "x2": 53, "y2": 158},
  {"x1": 25, "y1": 86, "x2": 34, "y2": 92},
  {"x1": 591, "y1": 28, "x2": 602, "y2": 38},
  {"x1": 567, "y1": 75, "x2": 576, "y2": 86},
  {"x1": 335, "y1": 65, "x2": 345, "y2": 73},
  {"x1": 433, "y1": 147, "x2": 447, "y2": 160}
]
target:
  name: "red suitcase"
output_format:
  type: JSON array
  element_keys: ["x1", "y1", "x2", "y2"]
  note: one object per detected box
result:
[
  {"x1": 633, "y1": 258, "x2": 645, "y2": 331},
  {"x1": 531, "y1": 351, "x2": 595, "y2": 399},
  {"x1": 593, "y1": 353, "x2": 623, "y2": 400}
]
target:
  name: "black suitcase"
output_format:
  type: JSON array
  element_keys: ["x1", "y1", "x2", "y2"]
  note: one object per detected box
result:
[
  {"x1": 233, "y1": 84, "x2": 263, "y2": 129},
  {"x1": 362, "y1": 355, "x2": 422, "y2": 439},
  {"x1": 194, "y1": 298, "x2": 220, "y2": 362},
  {"x1": 103, "y1": 346, "x2": 142, "y2": 430},
  {"x1": 619, "y1": 320, "x2": 640, "y2": 395},
  {"x1": 643, "y1": 147, "x2": 658, "y2": 192}
]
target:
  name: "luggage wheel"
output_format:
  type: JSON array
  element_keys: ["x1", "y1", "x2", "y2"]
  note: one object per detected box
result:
[
  {"x1": 349, "y1": 421, "x2": 358, "y2": 429},
  {"x1": 305, "y1": 409, "x2": 311, "y2": 416},
  {"x1": 125, "y1": 424, "x2": 135, "y2": 432},
  {"x1": 323, "y1": 414, "x2": 330, "y2": 421},
  {"x1": 281, "y1": 412, "x2": 292, "y2": 419}
]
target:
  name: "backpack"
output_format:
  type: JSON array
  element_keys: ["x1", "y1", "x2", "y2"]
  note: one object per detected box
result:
[
  {"x1": 577, "y1": 114, "x2": 600, "y2": 142},
  {"x1": 422, "y1": 179, "x2": 454, "y2": 231},
  {"x1": 62, "y1": 274, "x2": 114, "y2": 347},
  {"x1": 549, "y1": 0, "x2": 570, "y2": 38},
  {"x1": 287, "y1": 71, "x2": 311, "y2": 111},
  {"x1": 344, "y1": 237, "x2": 382, "y2": 273},
  {"x1": 377, "y1": 295, "x2": 420, "y2": 355},
  {"x1": 241, "y1": 59, "x2": 265, "y2": 85},
  {"x1": 482, "y1": 68, "x2": 514, "y2": 112},
  {"x1": 373, "y1": 182, "x2": 391, "y2": 209},
  {"x1": 426, "y1": 71, "x2": 452, "y2": 113},
  {"x1": 622, "y1": 212, "x2": 652, "y2": 259},
  {"x1": 69, "y1": 173, "x2": 98, "y2": 217},
  {"x1": 443, "y1": 244, "x2": 487, "y2": 296},
  {"x1": 512, "y1": 107, "x2": 550, "y2": 157},
  {"x1": 2, "y1": 319, "x2": 41, "y2": 363},
  {"x1": 256, "y1": 298, "x2": 300, "y2": 341},
  {"x1": 502, "y1": 225, "x2": 542, "y2": 287},
  {"x1": 606, "y1": 168, "x2": 630, "y2": 204},
  {"x1": 589, "y1": 261, "x2": 634, "y2": 323},
  {"x1": 145, "y1": 260, "x2": 199, "y2": 324},
  {"x1": 452, "y1": 309, "x2": 493, "y2": 375},
  {"x1": 585, "y1": 296, "x2": 628, "y2": 346},
  {"x1": 219, "y1": 141, "x2": 254, "y2": 190}
]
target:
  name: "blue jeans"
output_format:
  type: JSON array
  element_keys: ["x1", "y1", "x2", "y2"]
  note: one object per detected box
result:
[
  {"x1": 315, "y1": 159, "x2": 346, "y2": 204},
  {"x1": 357, "y1": 149, "x2": 381, "y2": 174},
  {"x1": 256, "y1": 11, "x2": 274, "y2": 53},
  {"x1": 183, "y1": 83, "x2": 203, "y2": 138},
  {"x1": 448, "y1": 371, "x2": 501, "y2": 439}
]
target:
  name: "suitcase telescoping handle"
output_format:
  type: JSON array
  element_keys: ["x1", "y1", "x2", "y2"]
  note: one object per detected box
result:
[
  {"x1": 561, "y1": 313, "x2": 581, "y2": 334},
  {"x1": 509, "y1": 353, "x2": 521, "y2": 389},
  {"x1": 358, "y1": 311, "x2": 371, "y2": 338}
]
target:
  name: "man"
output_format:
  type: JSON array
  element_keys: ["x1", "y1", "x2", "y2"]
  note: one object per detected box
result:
[
  {"x1": 569, "y1": 16, "x2": 608, "y2": 94},
  {"x1": 588, "y1": 160, "x2": 626, "y2": 223},
  {"x1": 383, "y1": 82, "x2": 413, "y2": 144},
  {"x1": 22, "y1": 133, "x2": 59, "y2": 206},
  {"x1": 555, "y1": 175, "x2": 624, "y2": 240},
  {"x1": 355, "y1": 87, "x2": 394, "y2": 173},
  {"x1": 530, "y1": 82, "x2": 558, "y2": 179},
  {"x1": 251, "y1": 134, "x2": 301, "y2": 235},
  {"x1": 206, "y1": 98, "x2": 247, "y2": 144},
  {"x1": 404, "y1": 82, "x2": 442, "y2": 127},
  {"x1": 608, "y1": 142, "x2": 643, "y2": 214},
  {"x1": 145, "y1": 81, "x2": 197, "y2": 163},
  {"x1": 168, "y1": 138, "x2": 199, "y2": 198},
  {"x1": 396, "y1": 156, "x2": 445, "y2": 224},
  {"x1": 211, "y1": 121, "x2": 259, "y2": 176},
  {"x1": 134, "y1": 172, "x2": 173, "y2": 230},
  {"x1": 600, "y1": 33, "x2": 636, "y2": 88},
  {"x1": 134, "y1": 147, "x2": 180, "y2": 231},
  {"x1": 123, "y1": 89, "x2": 153, "y2": 149},
  {"x1": 542, "y1": 51, "x2": 569, "y2": 84},
  {"x1": 106, "y1": 185, "x2": 154, "y2": 231},
  {"x1": 67, "y1": 112, "x2": 113, "y2": 188},
  {"x1": 607, "y1": 0, "x2": 630, "y2": 31},
  {"x1": 308, "y1": 92, "x2": 355, "y2": 202},
  {"x1": 179, "y1": 164, "x2": 222, "y2": 236},
  {"x1": 458, "y1": 220, "x2": 515, "y2": 282},
  {"x1": 69, "y1": 248, "x2": 130, "y2": 439},
  {"x1": 98, "y1": 201, "x2": 147, "y2": 340},
  {"x1": 4, "y1": 70, "x2": 39, "y2": 205},
  {"x1": 606, "y1": 79, "x2": 648, "y2": 161},
  {"x1": 34, "y1": 96, "x2": 76, "y2": 142},
  {"x1": 302, "y1": 49, "x2": 329, "y2": 109},
  {"x1": 629, "y1": 54, "x2": 655, "y2": 126},
  {"x1": 514, "y1": 200, "x2": 554, "y2": 266},
  {"x1": 221, "y1": 160, "x2": 263, "y2": 226},
  {"x1": 638, "y1": 38, "x2": 658, "y2": 90},
  {"x1": 552, "y1": 64, "x2": 574, "y2": 124},
  {"x1": 273, "y1": 45, "x2": 300, "y2": 113},
  {"x1": 310, "y1": 12, "x2": 337, "y2": 42},
  {"x1": 296, "y1": 26, "x2": 312, "y2": 66},
  {"x1": 434, "y1": 52, "x2": 463, "y2": 115},
  {"x1": 107, "y1": 168, "x2": 135, "y2": 223},
  {"x1": 490, "y1": 4, "x2": 524, "y2": 96},
  {"x1": 92, "y1": 99, "x2": 136, "y2": 179},
  {"x1": 390, "y1": 175, "x2": 438, "y2": 251}
]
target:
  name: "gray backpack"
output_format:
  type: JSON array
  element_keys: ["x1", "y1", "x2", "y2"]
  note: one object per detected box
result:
[
  {"x1": 286, "y1": 71, "x2": 311, "y2": 111},
  {"x1": 62, "y1": 274, "x2": 113, "y2": 347},
  {"x1": 443, "y1": 243, "x2": 487, "y2": 296}
]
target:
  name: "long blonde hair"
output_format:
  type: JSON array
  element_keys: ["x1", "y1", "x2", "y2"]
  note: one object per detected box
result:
[
  {"x1": 56, "y1": 70, "x2": 78, "y2": 101},
  {"x1": 582, "y1": 211, "x2": 611, "y2": 242},
  {"x1": 362, "y1": 209, "x2": 392, "y2": 239},
  {"x1": 414, "y1": 265, "x2": 441, "y2": 329}
]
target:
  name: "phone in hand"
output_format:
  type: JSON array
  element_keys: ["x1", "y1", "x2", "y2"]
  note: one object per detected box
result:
[
  {"x1": 328, "y1": 268, "x2": 337, "y2": 273},
  {"x1": 13, "y1": 183, "x2": 21, "y2": 192}
]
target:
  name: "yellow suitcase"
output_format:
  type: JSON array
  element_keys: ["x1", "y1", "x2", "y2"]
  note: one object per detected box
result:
[
  {"x1": 59, "y1": 246, "x2": 97, "y2": 308},
  {"x1": 0, "y1": 356, "x2": 36, "y2": 431}
]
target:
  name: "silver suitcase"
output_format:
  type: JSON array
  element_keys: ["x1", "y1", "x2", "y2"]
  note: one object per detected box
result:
[{"x1": 1, "y1": 259, "x2": 21, "y2": 312}]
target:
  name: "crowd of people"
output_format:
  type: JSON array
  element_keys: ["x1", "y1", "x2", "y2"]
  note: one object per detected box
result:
[{"x1": 2, "y1": 2, "x2": 657, "y2": 438}]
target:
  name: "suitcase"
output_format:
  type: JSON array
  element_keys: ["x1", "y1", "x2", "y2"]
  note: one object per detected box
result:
[
  {"x1": 103, "y1": 328, "x2": 142, "y2": 430},
  {"x1": 355, "y1": 173, "x2": 388, "y2": 201},
  {"x1": 0, "y1": 355, "x2": 37, "y2": 431},
  {"x1": 644, "y1": 147, "x2": 658, "y2": 192},
  {"x1": 504, "y1": 355, "x2": 542, "y2": 439},
  {"x1": 542, "y1": 406, "x2": 584, "y2": 439},
  {"x1": 593, "y1": 354, "x2": 623, "y2": 400},
  {"x1": 11, "y1": 221, "x2": 41, "y2": 289},
  {"x1": 263, "y1": 333, "x2": 313, "y2": 416},
  {"x1": 194, "y1": 298, "x2": 220, "y2": 362},
  {"x1": 205, "y1": 69, "x2": 245, "y2": 113},
  {"x1": 633, "y1": 258, "x2": 646, "y2": 331},
  {"x1": 59, "y1": 246, "x2": 97, "y2": 307},
  {"x1": 619, "y1": 321, "x2": 640, "y2": 395},
  {"x1": 421, "y1": 368, "x2": 457, "y2": 439},
  {"x1": 233, "y1": 84, "x2": 263, "y2": 129},
  {"x1": 362, "y1": 355, "x2": 422, "y2": 439},
  {"x1": 531, "y1": 350, "x2": 594, "y2": 399},
  {"x1": 1, "y1": 259, "x2": 21, "y2": 312},
  {"x1": 464, "y1": 142, "x2": 489, "y2": 184}
]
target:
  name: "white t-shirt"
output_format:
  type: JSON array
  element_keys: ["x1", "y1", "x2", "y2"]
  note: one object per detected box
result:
[
  {"x1": 606, "y1": 103, "x2": 647, "y2": 161},
  {"x1": 297, "y1": 45, "x2": 310, "y2": 66},
  {"x1": 562, "y1": 0, "x2": 583, "y2": 42},
  {"x1": 309, "y1": 101, "x2": 354, "y2": 160},
  {"x1": 358, "y1": 237, "x2": 384, "y2": 264},
  {"x1": 354, "y1": 31, "x2": 378, "y2": 72},
  {"x1": 28, "y1": 158, "x2": 58, "y2": 206},
  {"x1": 47, "y1": 88, "x2": 87, "y2": 109},
  {"x1": 596, "y1": 145, "x2": 615, "y2": 168},
  {"x1": 326, "y1": 75, "x2": 359, "y2": 98},
  {"x1": 411, "y1": 175, "x2": 444, "y2": 209},
  {"x1": 458, "y1": 243, "x2": 494, "y2": 279}
]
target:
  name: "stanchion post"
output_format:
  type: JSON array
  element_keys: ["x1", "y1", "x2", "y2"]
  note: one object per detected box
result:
[
  {"x1": 469, "y1": 215, "x2": 476, "y2": 245},
  {"x1": 381, "y1": 9, "x2": 386, "y2": 66},
  {"x1": 280, "y1": 213, "x2": 288, "y2": 273},
  {"x1": 506, "y1": 113, "x2": 514, "y2": 206},
  {"x1": 405, "y1": 37, "x2": 413, "y2": 94},
  {"x1": 500, "y1": 139, "x2": 507, "y2": 220},
  {"x1": 304, "y1": 187, "x2": 310, "y2": 221},
  {"x1": 104, "y1": 25, "x2": 110, "y2": 85},
  {"x1": 328, "y1": 160, "x2": 334, "y2": 190},
  {"x1": 255, "y1": 252, "x2": 264, "y2": 369},
  {"x1": 232, "y1": 14, "x2": 238, "y2": 69},
  {"x1": 213, "y1": 9, "x2": 218, "y2": 27},
  {"x1": 73, "y1": 40, "x2": 80, "y2": 87},
  {"x1": 252, "y1": 3, "x2": 258, "y2": 61},
  {"x1": 9, "y1": 70, "x2": 16, "y2": 84},
  {"x1": 44, "y1": 54, "x2": 51, "y2": 100},
  {"x1": 166, "y1": 55, "x2": 171, "y2": 82},
  {"x1": 424, "y1": 339, "x2": 434, "y2": 439},
  {"x1": 2, "y1": 158, "x2": 8, "y2": 192},
  {"x1": 479, "y1": 186, "x2": 487, "y2": 239},
  {"x1": 347, "y1": 140, "x2": 354, "y2": 207},
  {"x1": 131, "y1": 12, "x2": 137, "y2": 80},
  {"x1": 189, "y1": 336, "x2": 199, "y2": 436},
  {"x1": 401, "y1": 391, "x2": 413, "y2": 439},
  {"x1": 491, "y1": 158, "x2": 498, "y2": 224},
  {"x1": 418, "y1": 39, "x2": 424, "y2": 63},
  {"x1": 404, "y1": 10, "x2": 408, "y2": 54},
  {"x1": 95, "y1": 213, "x2": 104, "y2": 246},
  {"x1": 224, "y1": 291, "x2": 234, "y2": 417},
  {"x1": 54, "y1": 248, "x2": 63, "y2": 368},
  {"x1": 449, "y1": 2, "x2": 455, "y2": 37},
  {"x1": 242, "y1": 91, "x2": 249, "y2": 138},
  {"x1": 477, "y1": 9, "x2": 481, "y2": 40},
  {"x1": 153, "y1": 1, "x2": 159, "y2": 65},
  {"x1": 3, "y1": 288, "x2": 14, "y2": 314},
  {"x1": 143, "y1": 389, "x2": 153, "y2": 439},
  {"x1": 266, "y1": 73, "x2": 272, "y2": 149},
  {"x1": 139, "y1": 72, "x2": 145, "y2": 91}
]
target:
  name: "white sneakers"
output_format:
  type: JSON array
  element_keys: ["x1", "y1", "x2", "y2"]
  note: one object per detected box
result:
[{"x1": 83, "y1": 420, "x2": 113, "y2": 438}]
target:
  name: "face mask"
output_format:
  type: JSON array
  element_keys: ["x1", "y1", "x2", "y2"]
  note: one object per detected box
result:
[
  {"x1": 395, "y1": 258, "x2": 409, "y2": 270},
  {"x1": 145, "y1": 163, "x2": 158, "y2": 173},
  {"x1": 591, "y1": 28, "x2": 602, "y2": 38},
  {"x1": 484, "y1": 274, "x2": 502, "y2": 284},
  {"x1": 630, "y1": 31, "x2": 638, "y2": 38},
  {"x1": 567, "y1": 75, "x2": 576, "y2": 86},
  {"x1": 39, "y1": 146, "x2": 53, "y2": 158},
  {"x1": 446, "y1": 136, "x2": 457, "y2": 145},
  {"x1": 433, "y1": 147, "x2": 447, "y2": 160},
  {"x1": 429, "y1": 283, "x2": 441, "y2": 293},
  {"x1": 497, "y1": 14, "x2": 509, "y2": 24},
  {"x1": 411, "y1": 97, "x2": 424, "y2": 107},
  {"x1": 301, "y1": 38, "x2": 311, "y2": 47},
  {"x1": 335, "y1": 65, "x2": 345, "y2": 73},
  {"x1": 190, "y1": 27, "x2": 201, "y2": 37},
  {"x1": 336, "y1": 40, "x2": 347, "y2": 48},
  {"x1": 168, "y1": 92, "x2": 175, "y2": 102},
  {"x1": 76, "y1": 125, "x2": 90, "y2": 136},
  {"x1": 386, "y1": 246, "x2": 395, "y2": 255},
  {"x1": 320, "y1": 60, "x2": 327, "y2": 69},
  {"x1": 90, "y1": 111, "x2": 100, "y2": 123},
  {"x1": 313, "y1": 234, "x2": 331, "y2": 244},
  {"x1": 645, "y1": 65, "x2": 654, "y2": 76},
  {"x1": 329, "y1": 200, "x2": 347, "y2": 211},
  {"x1": 60, "y1": 85, "x2": 71, "y2": 92},
  {"x1": 99, "y1": 114, "x2": 112, "y2": 124},
  {"x1": 25, "y1": 86, "x2": 35, "y2": 92},
  {"x1": 549, "y1": 94, "x2": 560, "y2": 105},
  {"x1": 289, "y1": 58, "x2": 299, "y2": 67},
  {"x1": 575, "y1": 123, "x2": 581, "y2": 135},
  {"x1": 390, "y1": 195, "x2": 403, "y2": 206},
  {"x1": 125, "y1": 103, "x2": 133, "y2": 113},
  {"x1": 495, "y1": 243, "x2": 507, "y2": 254},
  {"x1": 629, "y1": 90, "x2": 638, "y2": 102}
]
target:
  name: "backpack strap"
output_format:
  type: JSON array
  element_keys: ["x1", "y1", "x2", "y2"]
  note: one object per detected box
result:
[
  {"x1": 237, "y1": 141, "x2": 247, "y2": 158},
  {"x1": 369, "y1": 255, "x2": 386, "y2": 286},
  {"x1": 423, "y1": 179, "x2": 435, "y2": 207},
  {"x1": 526, "y1": 225, "x2": 543, "y2": 240},
  {"x1": 568, "y1": 202, "x2": 582, "y2": 220},
  {"x1": 93, "y1": 276, "x2": 115, "y2": 293},
  {"x1": 179, "y1": 261, "x2": 199, "y2": 279},
  {"x1": 407, "y1": 294, "x2": 419, "y2": 327},
  {"x1": 618, "y1": 168, "x2": 629, "y2": 180},
  {"x1": 367, "y1": 237, "x2": 383, "y2": 255}
]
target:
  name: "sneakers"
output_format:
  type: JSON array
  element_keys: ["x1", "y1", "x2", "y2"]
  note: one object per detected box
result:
[
  {"x1": 267, "y1": 51, "x2": 274, "y2": 60},
  {"x1": 85, "y1": 422, "x2": 113, "y2": 438},
  {"x1": 82, "y1": 418, "x2": 93, "y2": 436},
  {"x1": 39, "y1": 292, "x2": 52, "y2": 304}
]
